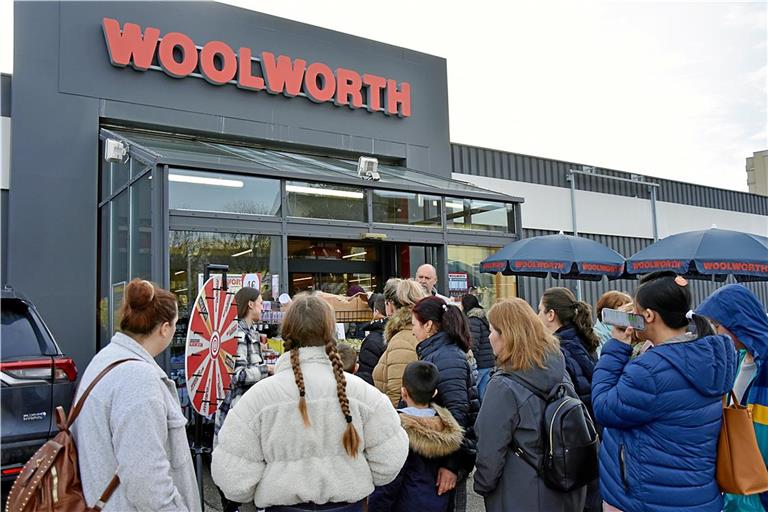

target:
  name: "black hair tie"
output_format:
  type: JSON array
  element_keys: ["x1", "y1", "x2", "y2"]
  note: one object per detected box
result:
[
  {"x1": 345, "y1": 414, "x2": 353, "y2": 424},
  {"x1": 299, "y1": 390, "x2": 305, "y2": 397}
]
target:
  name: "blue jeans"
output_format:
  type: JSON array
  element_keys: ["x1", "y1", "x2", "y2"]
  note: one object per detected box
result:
[
  {"x1": 266, "y1": 502, "x2": 364, "y2": 512},
  {"x1": 476, "y1": 367, "x2": 492, "y2": 401}
]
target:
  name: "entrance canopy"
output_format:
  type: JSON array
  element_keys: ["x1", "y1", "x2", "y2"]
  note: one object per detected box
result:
[{"x1": 103, "y1": 128, "x2": 522, "y2": 204}]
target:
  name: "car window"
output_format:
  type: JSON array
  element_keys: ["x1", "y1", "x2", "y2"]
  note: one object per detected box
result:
[{"x1": 1, "y1": 300, "x2": 48, "y2": 358}]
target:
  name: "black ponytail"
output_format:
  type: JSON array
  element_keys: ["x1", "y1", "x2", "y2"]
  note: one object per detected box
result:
[
  {"x1": 635, "y1": 271, "x2": 713, "y2": 338},
  {"x1": 413, "y1": 296, "x2": 472, "y2": 352},
  {"x1": 690, "y1": 312, "x2": 715, "y2": 338}
]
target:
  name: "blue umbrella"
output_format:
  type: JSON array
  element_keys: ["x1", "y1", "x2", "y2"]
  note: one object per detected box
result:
[
  {"x1": 626, "y1": 228, "x2": 768, "y2": 282},
  {"x1": 479, "y1": 233, "x2": 626, "y2": 281}
]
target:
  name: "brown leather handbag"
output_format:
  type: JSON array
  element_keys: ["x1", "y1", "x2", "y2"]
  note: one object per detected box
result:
[
  {"x1": 716, "y1": 390, "x2": 768, "y2": 495},
  {"x1": 6, "y1": 359, "x2": 136, "y2": 512}
]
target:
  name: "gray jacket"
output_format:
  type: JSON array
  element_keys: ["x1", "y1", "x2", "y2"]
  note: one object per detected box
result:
[
  {"x1": 72, "y1": 332, "x2": 201, "y2": 511},
  {"x1": 473, "y1": 351, "x2": 586, "y2": 512}
]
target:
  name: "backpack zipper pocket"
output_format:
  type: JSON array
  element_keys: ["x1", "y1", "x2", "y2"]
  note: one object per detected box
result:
[{"x1": 619, "y1": 444, "x2": 629, "y2": 491}]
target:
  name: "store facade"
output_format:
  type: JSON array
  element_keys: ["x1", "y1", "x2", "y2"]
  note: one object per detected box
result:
[{"x1": 9, "y1": 1, "x2": 521, "y2": 371}]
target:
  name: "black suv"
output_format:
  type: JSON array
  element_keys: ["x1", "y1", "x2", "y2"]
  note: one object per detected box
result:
[{"x1": 0, "y1": 286, "x2": 78, "y2": 487}]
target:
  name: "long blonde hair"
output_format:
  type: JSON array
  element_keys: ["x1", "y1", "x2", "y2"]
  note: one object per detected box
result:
[
  {"x1": 488, "y1": 298, "x2": 560, "y2": 371},
  {"x1": 280, "y1": 294, "x2": 360, "y2": 457}
]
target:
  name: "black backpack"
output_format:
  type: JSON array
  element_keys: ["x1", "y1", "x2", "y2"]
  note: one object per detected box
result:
[{"x1": 503, "y1": 372, "x2": 599, "y2": 492}]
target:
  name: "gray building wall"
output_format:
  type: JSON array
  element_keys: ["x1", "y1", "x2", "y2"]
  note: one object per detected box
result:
[
  {"x1": 10, "y1": 1, "x2": 453, "y2": 371},
  {"x1": 452, "y1": 143, "x2": 768, "y2": 216},
  {"x1": 450, "y1": 143, "x2": 768, "y2": 309}
]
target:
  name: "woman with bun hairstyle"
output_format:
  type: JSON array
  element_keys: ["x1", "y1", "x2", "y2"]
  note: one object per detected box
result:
[
  {"x1": 212, "y1": 293, "x2": 408, "y2": 512},
  {"x1": 73, "y1": 279, "x2": 201, "y2": 511},
  {"x1": 593, "y1": 271, "x2": 736, "y2": 512},
  {"x1": 373, "y1": 279, "x2": 428, "y2": 406},
  {"x1": 412, "y1": 296, "x2": 479, "y2": 512}
]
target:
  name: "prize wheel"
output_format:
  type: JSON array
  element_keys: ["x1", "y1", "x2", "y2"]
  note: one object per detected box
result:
[{"x1": 184, "y1": 276, "x2": 239, "y2": 417}]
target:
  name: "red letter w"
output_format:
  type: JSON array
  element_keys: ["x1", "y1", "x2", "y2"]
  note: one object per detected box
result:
[
  {"x1": 261, "y1": 52, "x2": 306, "y2": 97},
  {"x1": 102, "y1": 17, "x2": 160, "y2": 71}
]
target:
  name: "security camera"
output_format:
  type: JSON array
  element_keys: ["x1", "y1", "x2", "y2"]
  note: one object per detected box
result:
[
  {"x1": 104, "y1": 139, "x2": 128, "y2": 164},
  {"x1": 357, "y1": 156, "x2": 380, "y2": 181}
]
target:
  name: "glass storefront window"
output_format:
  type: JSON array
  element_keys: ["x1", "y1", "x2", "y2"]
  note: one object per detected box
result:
[
  {"x1": 287, "y1": 239, "x2": 378, "y2": 262},
  {"x1": 169, "y1": 168, "x2": 281, "y2": 216},
  {"x1": 447, "y1": 245, "x2": 516, "y2": 307},
  {"x1": 290, "y1": 272, "x2": 375, "y2": 296},
  {"x1": 446, "y1": 199, "x2": 511, "y2": 232},
  {"x1": 169, "y1": 231, "x2": 282, "y2": 310},
  {"x1": 372, "y1": 190, "x2": 442, "y2": 227},
  {"x1": 286, "y1": 181, "x2": 366, "y2": 221}
]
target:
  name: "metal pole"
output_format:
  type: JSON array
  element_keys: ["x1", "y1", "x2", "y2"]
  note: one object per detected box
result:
[
  {"x1": 192, "y1": 263, "x2": 229, "y2": 507},
  {"x1": 568, "y1": 171, "x2": 583, "y2": 301},
  {"x1": 650, "y1": 186, "x2": 659, "y2": 241}
]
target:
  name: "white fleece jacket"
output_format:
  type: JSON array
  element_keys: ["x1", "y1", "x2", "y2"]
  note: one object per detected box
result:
[{"x1": 211, "y1": 346, "x2": 409, "y2": 508}]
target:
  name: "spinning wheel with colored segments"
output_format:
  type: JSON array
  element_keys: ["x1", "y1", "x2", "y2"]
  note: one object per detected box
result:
[{"x1": 184, "y1": 276, "x2": 239, "y2": 417}]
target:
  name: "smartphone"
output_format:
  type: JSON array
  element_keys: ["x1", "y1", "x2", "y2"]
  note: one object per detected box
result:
[{"x1": 602, "y1": 308, "x2": 646, "y2": 331}]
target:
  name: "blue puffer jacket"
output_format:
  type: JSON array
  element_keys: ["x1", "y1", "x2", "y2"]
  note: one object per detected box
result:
[
  {"x1": 593, "y1": 335, "x2": 737, "y2": 512},
  {"x1": 417, "y1": 331, "x2": 479, "y2": 474},
  {"x1": 556, "y1": 324, "x2": 597, "y2": 416}
]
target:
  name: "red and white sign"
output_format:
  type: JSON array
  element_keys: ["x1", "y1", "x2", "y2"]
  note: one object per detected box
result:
[
  {"x1": 101, "y1": 18, "x2": 412, "y2": 117},
  {"x1": 185, "y1": 276, "x2": 239, "y2": 417}
]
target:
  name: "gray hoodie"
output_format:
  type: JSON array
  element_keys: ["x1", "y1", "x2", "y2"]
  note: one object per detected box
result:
[{"x1": 72, "y1": 333, "x2": 201, "y2": 511}]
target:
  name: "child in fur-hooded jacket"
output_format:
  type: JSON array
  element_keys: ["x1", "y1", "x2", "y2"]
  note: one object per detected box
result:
[{"x1": 368, "y1": 361, "x2": 464, "y2": 512}]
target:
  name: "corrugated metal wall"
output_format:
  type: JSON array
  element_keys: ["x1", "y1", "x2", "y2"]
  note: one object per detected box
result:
[
  {"x1": 451, "y1": 143, "x2": 768, "y2": 216},
  {"x1": 515, "y1": 228, "x2": 768, "y2": 310}
]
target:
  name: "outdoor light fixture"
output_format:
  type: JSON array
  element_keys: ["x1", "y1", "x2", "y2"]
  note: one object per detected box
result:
[
  {"x1": 231, "y1": 248, "x2": 253, "y2": 258},
  {"x1": 169, "y1": 174, "x2": 244, "y2": 188},
  {"x1": 286, "y1": 184, "x2": 364, "y2": 199},
  {"x1": 357, "y1": 156, "x2": 380, "y2": 181},
  {"x1": 104, "y1": 138, "x2": 129, "y2": 164}
]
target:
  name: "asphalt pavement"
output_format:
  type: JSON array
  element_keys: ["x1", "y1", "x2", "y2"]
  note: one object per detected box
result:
[{"x1": 201, "y1": 461, "x2": 486, "y2": 512}]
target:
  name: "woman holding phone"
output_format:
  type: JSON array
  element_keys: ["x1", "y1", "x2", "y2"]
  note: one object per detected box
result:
[{"x1": 593, "y1": 271, "x2": 736, "y2": 512}]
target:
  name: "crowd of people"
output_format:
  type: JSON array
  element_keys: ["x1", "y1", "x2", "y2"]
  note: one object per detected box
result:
[{"x1": 70, "y1": 264, "x2": 768, "y2": 512}]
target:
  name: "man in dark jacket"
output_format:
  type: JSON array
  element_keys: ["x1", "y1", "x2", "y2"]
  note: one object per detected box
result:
[
  {"x1": 357, "y1": 294, "x2": 387, "y2": 385},
  {"x1": 462, "y1": 294, "x2": 494, "y2": 400}
]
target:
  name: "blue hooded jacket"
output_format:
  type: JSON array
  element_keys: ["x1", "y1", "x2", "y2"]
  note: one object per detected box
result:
[
  {"x1": 697, "y1": 284, "x2": 768, "y2": 512},
  {"x1": 592, "y1": 334, "x2": 736, "y2": 512}
]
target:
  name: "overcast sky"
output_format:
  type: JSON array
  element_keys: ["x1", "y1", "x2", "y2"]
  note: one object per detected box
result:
[{"x1": 1, "y1": 1, "x2": 765, "y2": 192}]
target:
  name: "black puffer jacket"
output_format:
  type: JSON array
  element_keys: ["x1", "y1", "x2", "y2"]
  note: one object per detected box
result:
[
  {"x1": 417, "y1": 331, "x2": 480, "y2": 474},
  {"x1": 556, "y1": 324, "x2": 597, "y2": 416},
  {"x1": 466, "y1": 308, "x2": 494, "y2": 369},
  {"x1": 357, "y1": 318, "x2": 387, "y2": 385}
]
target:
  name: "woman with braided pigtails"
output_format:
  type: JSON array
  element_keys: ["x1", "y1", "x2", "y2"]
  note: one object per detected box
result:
[{"x1": 212, "y1": 293, "x2": 409, "y2": 512}]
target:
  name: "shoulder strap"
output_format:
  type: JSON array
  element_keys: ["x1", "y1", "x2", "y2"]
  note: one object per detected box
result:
[
  {"x1": 66, "y1": 358, "x2": 141, "y2": 427},
  {"x1": 497, "y1": 371, "x2": 550, "y2": 402}
]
